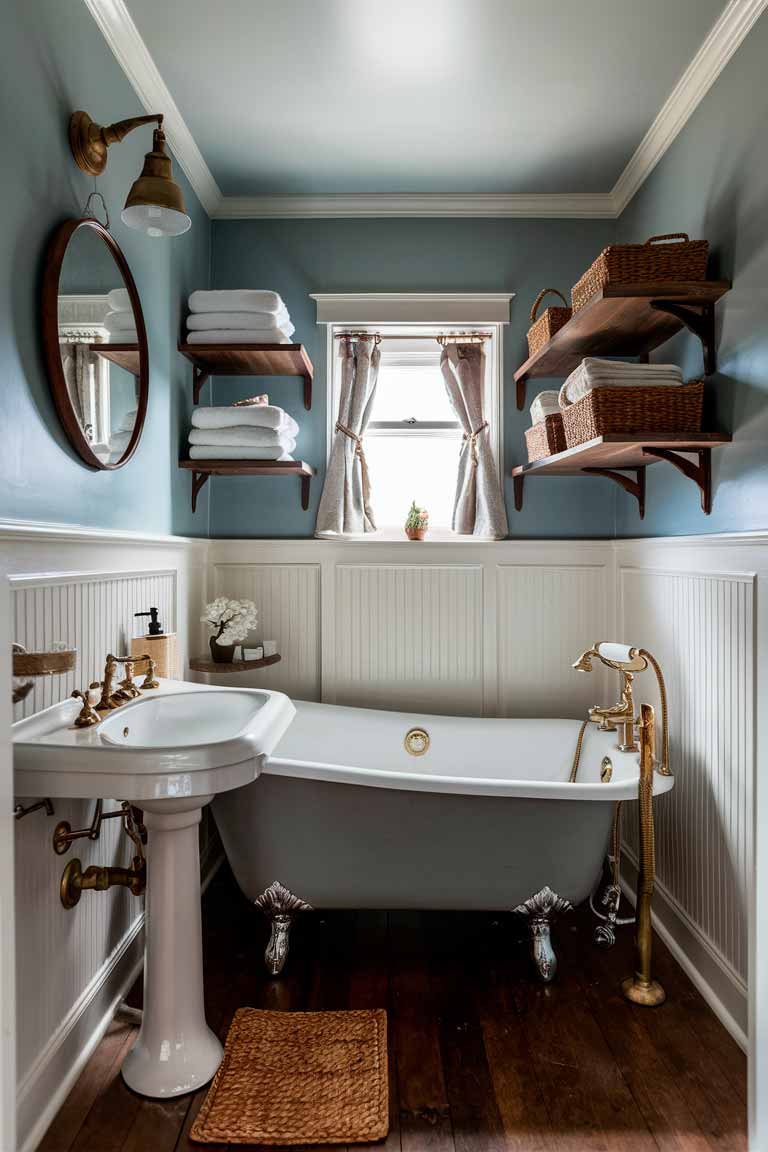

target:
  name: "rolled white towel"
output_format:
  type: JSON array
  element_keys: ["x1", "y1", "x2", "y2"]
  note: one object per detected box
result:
[
  {"x1": 529, "y1": 390, "x2": 561, "y2": 425},
  {"x1": 192, "y1": 406, "x2": 298, "y2": 435},
  {"x1": 107, "y1": 288, "x2": 131, "y2": 312},
  {"x1": 188, "y1": 290, "x2": 285, "y2": 315},
  {"x1": 186, "y1": 328, "x2": 293, "y2": 344},
  {"x1": 188, "y1": 442, "x2": 295, "y2": 461},
  {"x1": 187, "y1": 308, "x2": 291, "y2": 331},
  {"x1": 188, "y1": 425, "x2": 296, "y2": 448}
]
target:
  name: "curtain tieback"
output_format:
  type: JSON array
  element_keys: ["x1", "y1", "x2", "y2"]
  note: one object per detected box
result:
[
  {"x1": 463, "y1": 421, "x2": 488, "y2": 466},
  {"x1": 335, "y1": 421, "x2": 372, "y2": 503}
]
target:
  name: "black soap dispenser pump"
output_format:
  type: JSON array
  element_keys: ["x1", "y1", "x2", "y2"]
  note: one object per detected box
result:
[
  {"x1": 131, "y1": 606, "x2": 176, "y2": 678},
  {"x1": 134, "y1": 607, "x2": 163, "y2": 635}
]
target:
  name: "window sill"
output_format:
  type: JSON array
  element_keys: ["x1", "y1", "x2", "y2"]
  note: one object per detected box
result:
[{"x1": 316, "y1": 527, "x2": 504, "y2": 544}]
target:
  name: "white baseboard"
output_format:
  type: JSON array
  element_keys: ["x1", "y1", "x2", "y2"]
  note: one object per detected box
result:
[
  {"x1": 621, "y1": 850, "x2": 747, "y2": 1051},
  {"x1": 16, "y1": 913, "x2": 145, "y2": 1152}
]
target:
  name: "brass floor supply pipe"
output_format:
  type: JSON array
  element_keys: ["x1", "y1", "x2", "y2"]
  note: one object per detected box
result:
[
  {"x1": 60, "y1": 856, "x2": 146, "y2": 909},
  {"x1": 622, "y1": 703, "x2": 665, "y2": 1006}
]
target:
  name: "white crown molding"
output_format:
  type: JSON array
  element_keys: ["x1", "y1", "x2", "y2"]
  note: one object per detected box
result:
[
  {"x1": 83, "y1": 0, "x2": 767, "y2": 221},
  {"x1": 81, "y1": 0, "x2": 222, "y2": 215},
  {"x1": 213, "y1": 193, "x2": 616, "y2": 219},
  {"x1": 611, "y1": 0, "x2": 768, "y2": 215}
]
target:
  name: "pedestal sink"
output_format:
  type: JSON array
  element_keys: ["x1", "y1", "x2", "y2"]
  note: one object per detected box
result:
[{"x1": 13, "y1": 680, "x2": 295, "y2": 1098}]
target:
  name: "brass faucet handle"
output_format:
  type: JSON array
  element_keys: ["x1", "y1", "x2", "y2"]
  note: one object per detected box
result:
[
  {"x1": 139, "y1": 655, "x2": 159, "y2": 690},
  {"x1": 117, "y1": 659, "x2": 142, "y2": 699},
  {"x1": 71, "y1": 689, "x2": 101, "y2": 728}
]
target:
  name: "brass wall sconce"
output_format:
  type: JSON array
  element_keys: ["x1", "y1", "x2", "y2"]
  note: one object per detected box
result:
[{"x1": 69, "y1": 111, "x2": 191, "y2": 237}]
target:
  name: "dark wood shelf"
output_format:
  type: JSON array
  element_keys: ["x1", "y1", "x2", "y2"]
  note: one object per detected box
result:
[
  {"x1": 89, "y1": 343, "x2": 141, "y2": 376},
  {"x1": 179, "y1": 343, "x2": 314, "y2": 408},
  {"x1": 513, "y1": 280, "x2": 731, "y2": 409},
  {"x1": 511, "y1": 432, "x2": 732, "y2": 518},
  {"x1": 189, "y1": 653, "x2": 281, "y2": 674},
  {"x1": 179, "y1": 458, "x2": 316, "y2": 513}
]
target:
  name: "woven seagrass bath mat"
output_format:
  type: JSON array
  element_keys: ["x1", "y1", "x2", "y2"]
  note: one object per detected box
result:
[{"x1": 190, "y1": 1007, "x2": 389, "y2": 1145}]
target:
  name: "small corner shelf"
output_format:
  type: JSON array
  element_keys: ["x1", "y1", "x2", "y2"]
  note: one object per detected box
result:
[
  {"x1": 179, "y1": 458, "x2": 316, "y2": 513},
  {"x1": 513, "y1": 280, "x2": 731, "y2": 410},
  {"x1": 178, "y1": 343, "x2": 314, "y2": 408},
  {"x1": 89, "y1": 343, "x2": 141, "y2": 376},
  {"x1": 511, "y1": 432, "x2": 731, "y2": 518},
  {"x1": 189, "y1": 653, "x2": 281, "y2": 674}
]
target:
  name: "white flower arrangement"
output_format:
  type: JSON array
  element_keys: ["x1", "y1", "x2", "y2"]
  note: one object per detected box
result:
[{"x1": 200, "y1": 597, "x2": 258, "y2": 645}]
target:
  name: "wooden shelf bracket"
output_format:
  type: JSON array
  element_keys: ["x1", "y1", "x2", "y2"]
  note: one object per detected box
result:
[
  {"x1": 193, "y1": 367, "x2": 210, "y2": 405},
  {"x1": 642, "y1": 446, "x2": 712, "y2": 513},
  {"x1": 582, "y1": 466, "x2": 646, "y2": 519},
  {"x1": 649, "y1": 300, "x2": 717, "y2": 375},
  {"x1": 514, "y1": 464, "x2": 646, "y2": 517},
  {"x1": 191, "y1": 471, "x2": 209, "y2": 513}
]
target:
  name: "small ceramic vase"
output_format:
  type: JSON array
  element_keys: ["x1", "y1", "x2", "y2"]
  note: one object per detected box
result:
[{"x1": 209, "y1": 637, "x2": 237, "y2": 663}]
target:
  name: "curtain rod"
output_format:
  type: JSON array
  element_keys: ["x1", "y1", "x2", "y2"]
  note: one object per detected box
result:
[{"x1": 333, "y1": 331, "x2": 492, "y2": 344}]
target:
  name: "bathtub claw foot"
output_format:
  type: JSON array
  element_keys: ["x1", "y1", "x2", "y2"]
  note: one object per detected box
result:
[
  {"x1": 254, "y1": 881, "x2": 313, "y2": 976},
  {"x1": 514, "y1": 886, "x2": 572, "y2": 983}
]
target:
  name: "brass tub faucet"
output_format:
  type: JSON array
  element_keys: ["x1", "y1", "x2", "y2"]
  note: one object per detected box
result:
[{"x1": 572, "y1": 642, "x2": 670, "y2": 775}]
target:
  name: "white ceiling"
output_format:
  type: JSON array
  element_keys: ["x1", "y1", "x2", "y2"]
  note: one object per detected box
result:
[{"x1": 89, "y1": 0, "x2": 766, "y2": 215}]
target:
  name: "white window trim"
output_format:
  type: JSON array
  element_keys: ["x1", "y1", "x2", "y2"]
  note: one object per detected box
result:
[{"x1": 314, "y1": 294, "x2": 512, "y2": 508}]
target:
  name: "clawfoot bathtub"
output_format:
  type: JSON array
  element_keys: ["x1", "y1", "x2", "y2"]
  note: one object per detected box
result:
[{"x1": 213, "y1": 701, "x2": 674, "y2": 981}]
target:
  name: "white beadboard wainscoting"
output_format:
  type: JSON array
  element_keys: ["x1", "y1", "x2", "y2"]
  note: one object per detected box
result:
[
  {"x1": 0, "y1": 522, "x2": 208, "y2": 1152},
  {"x1": 207, "y1": 539, "x2": 615, "y2": 717}
]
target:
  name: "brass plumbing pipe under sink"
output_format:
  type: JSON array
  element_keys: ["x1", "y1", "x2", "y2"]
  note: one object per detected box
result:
[{"x1": 59, "y1": 802, "x2": 146, "y2": 909}]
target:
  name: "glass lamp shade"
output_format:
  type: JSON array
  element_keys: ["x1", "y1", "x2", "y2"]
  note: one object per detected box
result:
[
  {"x1": 121, "y1": 127, "x2": 192, "y2": 237},
  {"x1": 121, "y1": 202, "x2": 191, "y2": 237}
]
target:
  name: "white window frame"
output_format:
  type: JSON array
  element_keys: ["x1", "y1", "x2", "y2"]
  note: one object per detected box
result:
[{"x1": 312, "y1": 294, "x2": 513, "y2": 493}]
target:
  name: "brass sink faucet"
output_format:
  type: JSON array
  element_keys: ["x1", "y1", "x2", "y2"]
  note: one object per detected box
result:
[{"x1": 72, "y1": 652, "x2": 159, "y2": 725}]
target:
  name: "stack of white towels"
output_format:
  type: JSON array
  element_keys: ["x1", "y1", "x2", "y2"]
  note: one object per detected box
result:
[
  {"x1": 559, "y1": 358, "x2": 683, "y2": 405},
  {"x1": 187, "y1": 401, "x2": 299, "y2": 461},
  {"x1": 102, "y1": 288, "x2": 137, "y2": 343},
  {"x1": 185, "y1": 290, "x2": 294, "y2": 344}
]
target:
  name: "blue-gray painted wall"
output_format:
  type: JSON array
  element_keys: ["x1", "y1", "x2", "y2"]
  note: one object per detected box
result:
[
  {"x1": 614, "y1": 11, "x2": 768, "y2": 536},
  {"x1": 209, "y1": 217, "x2": 617, "y2": 537},
  {"x1": 0, "y1": 0, "x2": 211, "y2": 537}
]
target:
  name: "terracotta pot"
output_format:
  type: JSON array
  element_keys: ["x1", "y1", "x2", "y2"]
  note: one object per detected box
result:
[
  {"x1": 405, "y1": 526, "x2": 427, "y2": 541},
  {"x1": 209, "y1": 637, "x2": 237, "y2": 663}
]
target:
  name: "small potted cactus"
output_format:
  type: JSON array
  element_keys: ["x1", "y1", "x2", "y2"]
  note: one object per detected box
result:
[{"x1": 404, "y1": 501, "x2": 429, "y2": 541}]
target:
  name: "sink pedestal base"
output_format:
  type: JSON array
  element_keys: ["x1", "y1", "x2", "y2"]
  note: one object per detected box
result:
[{"x1": 121, "y1": 801, "x2": 223, "y2": 1098}]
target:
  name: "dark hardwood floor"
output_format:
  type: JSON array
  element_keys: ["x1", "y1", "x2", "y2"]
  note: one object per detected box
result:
[{"x1": 38, "y1": 863, "x2": 747, "y2": 1151}]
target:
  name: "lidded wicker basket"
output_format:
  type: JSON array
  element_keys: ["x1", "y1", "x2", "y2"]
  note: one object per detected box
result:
[
  {"x1": 571, "y1": 234, "x2": 709, "y2": 312},
  {"x1": 526, "y1": 288, "x2": 572, "y2": 356},
  {"x1": 559, "y1": 381, "x2": 704, "y2": 448}
]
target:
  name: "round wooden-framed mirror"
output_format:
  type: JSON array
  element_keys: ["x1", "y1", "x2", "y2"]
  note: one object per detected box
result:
[{"x1": 42, "y1": 218, "x2": 149, "y2": 470}]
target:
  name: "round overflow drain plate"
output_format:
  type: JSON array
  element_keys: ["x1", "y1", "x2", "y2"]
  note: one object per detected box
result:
[{"x1": 404, "y1": 728, "x2": 429, "y2": 756}]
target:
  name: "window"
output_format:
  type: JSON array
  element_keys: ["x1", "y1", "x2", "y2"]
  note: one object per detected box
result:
[{"x1": 329, "y1": 325, "x2": 502, "y2": 531}]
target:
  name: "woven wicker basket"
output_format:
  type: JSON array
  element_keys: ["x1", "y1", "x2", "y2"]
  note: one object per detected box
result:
[
  {"x1": 525, "y1": 413, "x2": 567, "y2": 461},
  {"x1": 571, "y1": 234, "x2": 709, "y2": 312},
  {"x1": 560, "y1": 381, "x2": 704, "y2": 448},
  {"x1": 526, "y1": 289, "x2": 572, "y2": 356}
]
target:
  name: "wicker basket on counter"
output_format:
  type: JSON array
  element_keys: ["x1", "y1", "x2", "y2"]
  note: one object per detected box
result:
[
  {"x1": 525, "y1": 413, "x2": 567, "y2": 461},
  {"x1": 560, "y1": 381, "x2": 704, "y2": 448},
  {"x1": 571, "y1": 234, "x2": 709, "y2": 312},
  {"x1": 526, "y1": 289, "x2": 572, "y2": 356}
]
